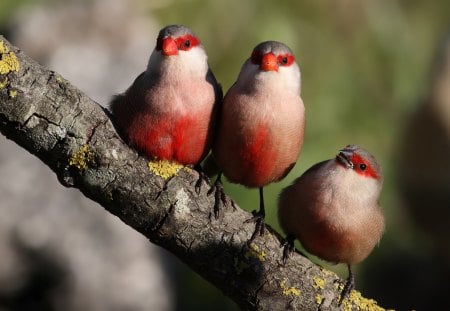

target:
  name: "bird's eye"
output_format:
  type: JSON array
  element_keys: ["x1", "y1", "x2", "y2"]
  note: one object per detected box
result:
[
  {"x1": 176, "y1": 35, "x2": 199, "y2": 51},
  {"x1": 359, "y1": 164, "x2": 367, "y2": 171},
  {"x1": 277, "y1": 54, "x2": 294, "y2": 66}
]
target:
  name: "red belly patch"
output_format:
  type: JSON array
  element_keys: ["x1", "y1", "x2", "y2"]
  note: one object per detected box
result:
[
  {"x1": 239, "y1": 124, "x2": 277, "y2": 186},
  {"x1": 127, "y1": 115, "x2": 207, "y2": 165}
]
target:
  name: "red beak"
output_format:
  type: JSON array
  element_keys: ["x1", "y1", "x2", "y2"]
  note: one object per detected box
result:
[
  {"x1": 162, "y1": 37, "x2": 178, "y2": 56},
  {"x1": 260, "y1": 53, "x2": 278, "y2": 71}
]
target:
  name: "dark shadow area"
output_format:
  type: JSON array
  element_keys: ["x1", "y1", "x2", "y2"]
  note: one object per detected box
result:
[
  {"x1": 362, "y1": 245, "x2": 450, "y2": 310},
  {"x1": 0, "y1": 236, "x2": 70, "y2": 311}
]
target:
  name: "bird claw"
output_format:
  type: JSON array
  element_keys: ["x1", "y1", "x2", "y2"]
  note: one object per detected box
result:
[
  {"x1": 245, "y1": 210, "x2": 266, "y2": 242},
  {"x1": 281, "y1": 235, "x2": 296, "y2": 265},
  {"x1": 194, "y1": 165, "x2": 210, "y2": 195},
  {"x1": 207, "y1": 175, "x2": 230, "y2": 219},
  {"x1": 281, "y1": 235, "x2": 307, "y2": 264},
  {"x1": 339, "y1": 265, "x2": 355, "y2": 305}
]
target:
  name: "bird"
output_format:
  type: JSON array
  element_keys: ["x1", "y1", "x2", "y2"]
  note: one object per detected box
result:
[
  {"x1": 110, "y1": 24, "x2": 221, "y2": 168},
  {"x1": 278, "y1": 145, "x2": 385, "y2": 302},
  {"x1": 212, "y1": 41, "x2": 305, "y2": 238}
]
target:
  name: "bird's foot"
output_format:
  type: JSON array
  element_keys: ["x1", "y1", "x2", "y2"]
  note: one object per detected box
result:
[
  {"x1": 194, "y1": 164, "x2": 210, "y2": 195},
  {"x1": 281, "y1": 235, "x2": 296, "y2": 265},
  {"x1": 207, "y1": 175, "x2": 233, "y2": 219},
  {"x1": 245, "y1": 210, "x2": 266, "y2": 242},
  {"x1": 339, "y1": 265, "x2": 355, "y2": 305},
  {"x1": 281, "y1": 235, "x2": 307, "y2": 264}
]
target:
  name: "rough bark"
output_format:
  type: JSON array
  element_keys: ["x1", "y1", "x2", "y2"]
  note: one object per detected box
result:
[{"x1": 0, "y1": 36, "x2": 388, "y2": 311}]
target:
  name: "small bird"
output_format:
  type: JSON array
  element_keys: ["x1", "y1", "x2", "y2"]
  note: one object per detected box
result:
[
  {"x1": 213, "y1": 41, "x2": 305, "y2": 237},
  {"x1": 278, "y1": 145, "x2": 385, "y2": 301},
  {"x1": 110, "y1": 25, "x2": 221, "y2": 166}
]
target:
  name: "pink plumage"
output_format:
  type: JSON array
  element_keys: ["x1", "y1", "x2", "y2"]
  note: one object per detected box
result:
[
  {"x1": 214, "y1": 41, "x2": 304, "y2": 187},
  {"x1": 212, "y1": 41, "x2": 305, "y2": 238},
  {"x1": 110, "y1": 25, "x2": 221, "y2": 165},
  {"x1": 278, "y1": 145, "x2": 385, "y2": 301}
]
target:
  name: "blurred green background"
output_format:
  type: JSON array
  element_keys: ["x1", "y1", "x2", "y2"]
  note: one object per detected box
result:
[{"x1": 1, "y1": 0, "x2": 450, "y2": 310}]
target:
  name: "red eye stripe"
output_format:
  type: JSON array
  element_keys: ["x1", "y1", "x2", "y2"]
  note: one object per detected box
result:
[
  {"x1": 155, "y1": 35, "x2": 200, "y2": 52},
  {"x1": 277, "y1": 54, "x2": 295, "y2": 66},
  {"x1": 351, "y1": 154, "x2": 379, "y2": 179},
  {"x1": 251, "y1": 51, "x2": 295, "y2": 66},
  {"x1": 175, "y1": 34, "x2": 200, "y2": 51}
]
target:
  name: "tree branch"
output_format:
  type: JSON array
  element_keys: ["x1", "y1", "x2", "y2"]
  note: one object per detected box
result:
[{"x1": 0, "y1": 36, "x2": 387, "y2": 311}]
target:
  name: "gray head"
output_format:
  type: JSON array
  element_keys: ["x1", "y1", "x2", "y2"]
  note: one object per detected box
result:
[
  {"x1": 157, "y1": 25, "x2": 196, "y2": 39},
  {"x1": 253, "y1": 41, "x2": 294, "y2": 56},
  {"x1": 336, "y1": 145, "x2": 382, "y2": 180},
  {"x1": 250, "y1": 41, "x2": 296, "y2": 72},
  {"x1": 155, "y1": 25, "x2": 201, "y2": 56}
]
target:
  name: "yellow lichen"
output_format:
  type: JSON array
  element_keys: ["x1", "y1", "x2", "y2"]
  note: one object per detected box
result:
[
  {"x1": 312, "y1": 276, "x2": 326, "y2": 290},
  {"x1": 315, "y1": 294, "x2": 323, "y2": 305},
  {"x1": 56, "y1": 75, "x2": 64, "y2": 83},
  {"x1": 8, "y1": 89, "x2": 17, "y2": 98},
  {"x1": 0, "y1": 41, "x2": 7, "y2": 53},
  {"x1": 69, "y1": 144, "x2": 94, "y2": 171},
  {"x1": 55, "y1": 75, "x2": 70, "y2": 86},
  {"x1": 148, "y1": 159, "x2": 184, "y2": 180},
  {"x1": 335, "y1": 282, "x2": 344, "y2": 291},
  {"x1": 280, "y1": 279, "x2": 301, "y2": 297},
  {"x1": 320, "y1": 267, "x2": 337, "y2": 277},
  {"x1": 244, "y1": 242, "x2": 266, "y2": 262},
  {"x1": 341, "y1": 290, "x2": 386, "y2": 311},
  {"x1": 0, "y1": 41, "x2": 20, "y2": 75}
]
